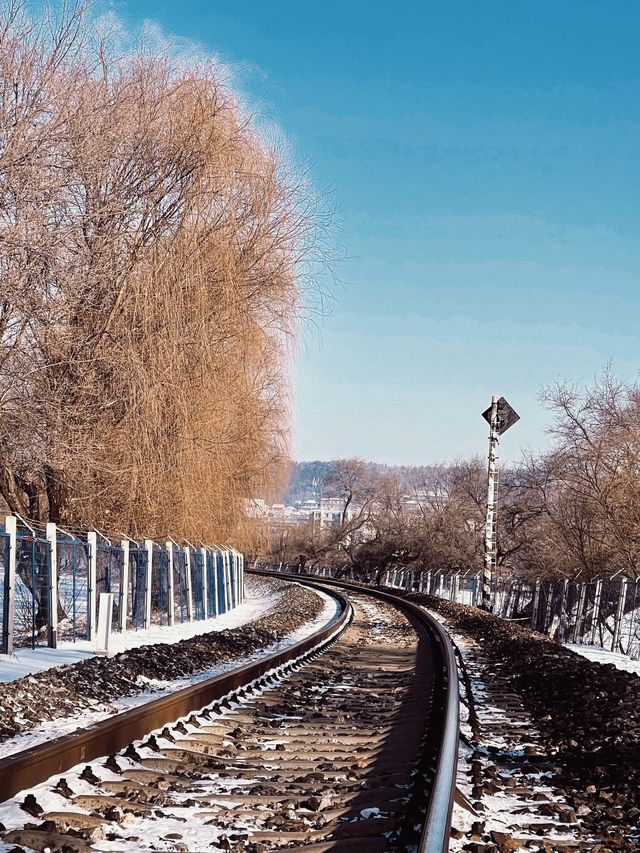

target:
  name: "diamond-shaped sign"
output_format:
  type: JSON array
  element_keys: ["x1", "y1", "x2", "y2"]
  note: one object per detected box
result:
[{"x1": 482, "y1": 396, "x2": 520, "y2": 435}]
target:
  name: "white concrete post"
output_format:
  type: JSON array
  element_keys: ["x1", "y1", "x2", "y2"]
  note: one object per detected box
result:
[
  {"x1": 240, "y1": 553, "x2": 244, "y2": 603},
  {"x1": 544, "y1": 582, "x2": 554, "y2": 634},
  {"x1": 86, "y1": 532, "x2": 98, "y2": 641},
  {"x1": 3, "y1": 516, "x2": 16, "y2": 655},
  {"x1": 166, "y1": 542, "x2": 175, "y2": 626},
  {"x1": 572, "y1": 582, "x2": 587, "y2": 643},
  {"x1": 45, "y1": 523, "x2": 58, "y2": 648},
  {"x1": 201, "y1": 547, "x2": 208, "y2": 620},
  {"x1": 473, "y1": 573, "x2": 481, "y2": 606},
  {"x1": 231, "y1": 550, "x2": 238, "y2": 606},
  {"x1": 220, "y1": 549, "x2": 227, "y2": 610},
  {"x1": 590, "y1": 579, "x2": 603, "y2": 645},
  {"x1": 531, "y1": 579, "x2": 541, "y2": 630},
  {"x1": 451, "y1": 573, "x2": 460, "y2": 602},
  {"x1": 210, "y1": 550, "x2": 219, "y2": 616},
  {"x1": 225, "y1": 550, "x2": 231, "y2": 609},
  {"x1": 144, "y1": 540, "x2": 153, "y2": 629},
  {"x1": 612, "y1": 577, "x2": 628, "y2": 653},
  {"x1": 96, "y1": 592, "x2": 114, "y2": 654},
  {"x1": 558, "y1": 578, "x2": 569, "y2": 642},
  {"x1": 184, "y1": 546, "x2": 193, "y2": 622},
  {"x1": 119, "y1": 540, "x2": 129, "y2": 632}
]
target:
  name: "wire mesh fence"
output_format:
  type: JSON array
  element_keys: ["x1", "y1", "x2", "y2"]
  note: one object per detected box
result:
[
  {"x1": 262, "y1": 560, "x2": 640, "y2": 662},
  {"x1": 0, "y1": 517, "x2": 245, "y2": 654},
  {"x1": 96, "y1": 541, "x2": 124, "y2": 632}
]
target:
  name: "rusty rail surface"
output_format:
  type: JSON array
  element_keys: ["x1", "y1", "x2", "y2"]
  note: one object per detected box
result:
[
  {"x1": 0, "y1": 578, "x2": 351, "y2": 802},
  {"x1": 253, "y1": 569, "x2": 460, "y2": 853}
]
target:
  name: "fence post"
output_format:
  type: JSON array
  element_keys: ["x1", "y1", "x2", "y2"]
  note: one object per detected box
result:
[
  {"x1": 3, "y1": 516, "x2": 16, "y2": 655},
  {"x1": 531, "y1": 579, "x2": 541, "y2": 630},
  {"x1": 119, "y1": 540, "x2": 129, "y2": 632},
  {"x1": 201, "y1": 547, "x2": 208, "y2": 619},
  {"x1": 166, "y1": 542, "x2": 175, "y2": 626},
  {"x1": 230, "y1": 550, "x2": 237, "y2": 606},
  {"x1": 239, "y1": 552, "x2": 244, "y2": 603},
  {"x1": 558, "y1": 578, "x2": 569, "y2": 642},
  {"x1": 451, "y1": 572, "x2": 459, "y2": 603},
  {"x1": 543, "y1": 582, "x2": 554, "y2": 634},
  {"x1": 45, "y1": 523, "x2": 58, "y2": 648},
  {"x1": 223, "y1": 548, "x2": 231, "y2": 613},
  {"x1": 627, "y1": 579, "x2": 639, "y2": 659},
  {"x1": 612, "y1": 577, "x2": 628, "y2": 653},
  {"x1": 184, "y1": 546, "x2": 193, "y2": 621},
  {"x1": 86, "y1": 531, "x2": 97, "y2": 641},
  {"x1": 572, "y1": 581, "x2": 587, "y2": 643},
  {"x1": 143, "y1": 540, "x2": 153, "y2": 629},
  {"x1": 210, "y1": 550, "x2": 218, "y2": 616},
  {"x1": 589, "y1": 580, "x2": 603, "y2": 645}
]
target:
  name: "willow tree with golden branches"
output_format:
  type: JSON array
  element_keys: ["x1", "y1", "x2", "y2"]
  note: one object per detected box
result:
[{"x1": 0, "y1": 2, "x2": 323, "y2": 543}]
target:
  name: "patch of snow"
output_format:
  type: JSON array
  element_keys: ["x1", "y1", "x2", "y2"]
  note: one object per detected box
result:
[
  {"x1": 566, "y1": 642, "x2": 640, "y2": 675},
  {"x1": 0, "y1": 579, "x2": 280, "y2": 683},
  {"x1": 0, "y1": 587, "x2": 339, "y2": 760}
]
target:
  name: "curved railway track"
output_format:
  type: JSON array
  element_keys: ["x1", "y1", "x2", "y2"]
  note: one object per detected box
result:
[{"x1": 0, "y1": 576, "x2": 459, "y2": 853}]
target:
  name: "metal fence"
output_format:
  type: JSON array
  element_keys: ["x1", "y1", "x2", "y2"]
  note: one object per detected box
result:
[
  {"x1": 0, "y1": 516, "x2": 245, "y2": 655},
  {"x1": 264, "y1": 561, "x2": 640, "y2": 662}
]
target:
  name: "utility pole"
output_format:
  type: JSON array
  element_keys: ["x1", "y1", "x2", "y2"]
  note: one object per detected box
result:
[{"x1": 481, "y1": 395, "x2": 519, "y2": 611}]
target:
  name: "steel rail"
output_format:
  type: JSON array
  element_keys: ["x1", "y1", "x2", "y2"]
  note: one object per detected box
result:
[
  {"x1": 0, "y1": 579, "x2": 351, "y2": 802},
  {"x1": 251, "y1": 570, "x2": 460, "y2": 853}
]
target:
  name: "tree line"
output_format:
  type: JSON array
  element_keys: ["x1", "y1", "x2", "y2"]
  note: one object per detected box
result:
[
  {"x1": 268, "y1": 372, "x2": 640, "y2": 582},
  {"x1": 0, "y1": 2, "x2": 325, "y2": 544}
]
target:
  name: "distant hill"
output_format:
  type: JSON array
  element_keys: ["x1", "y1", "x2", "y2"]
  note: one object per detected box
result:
[
  {"x1": 284, "y1": 461, "x2": 333, "y2": 504},
  {"x1": 283, "y1": 460, "x2": 440, "y2": 505}
]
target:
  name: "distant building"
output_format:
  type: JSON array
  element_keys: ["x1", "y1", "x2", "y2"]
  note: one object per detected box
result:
[{"x1": 246, "y1": 495, "x2": 354, "y2": 532}]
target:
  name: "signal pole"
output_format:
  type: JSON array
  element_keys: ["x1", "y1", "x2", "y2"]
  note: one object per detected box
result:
[{"x1": 481, "y1": 396, "x2": 519, "y2": 611}]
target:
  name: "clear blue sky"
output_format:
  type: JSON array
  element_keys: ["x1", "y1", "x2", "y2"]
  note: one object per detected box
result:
[{"x1": 120, "y1": 1, "x2": 640, "y2": 464}]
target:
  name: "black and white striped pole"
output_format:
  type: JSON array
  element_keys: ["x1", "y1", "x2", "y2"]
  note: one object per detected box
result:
[{"x1": 481, "y1": 395, "x2": 519, "y2": 611}]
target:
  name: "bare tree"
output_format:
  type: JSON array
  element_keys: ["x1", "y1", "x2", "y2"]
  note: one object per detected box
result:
[{"x1": 0, "y1": 2, "x2": 329, "y2": 552}]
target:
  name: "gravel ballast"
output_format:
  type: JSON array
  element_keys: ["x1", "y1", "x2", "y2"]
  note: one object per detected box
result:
[
  {"x1": 0, "y1": 578, "x2": 325, "y2": 746},
  {"x1": 403, "y1": 591, "x2": 640, "y2": 852}
]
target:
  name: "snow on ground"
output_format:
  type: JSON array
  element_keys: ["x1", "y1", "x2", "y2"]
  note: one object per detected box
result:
[
  {"x1": 566, "y1": 641, "x2": 640, "y2": 676},
  {"x1": 0, "y1": 578, "x2": 281, "y2": 684},
  {"x1": 0, "y1": 585, "x2": 339, "y2": 760}
]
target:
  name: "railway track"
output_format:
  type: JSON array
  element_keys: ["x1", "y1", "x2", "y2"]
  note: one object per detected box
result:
[{"x1": 0, "y1": 577, "x2": 459, "y2": 853}]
